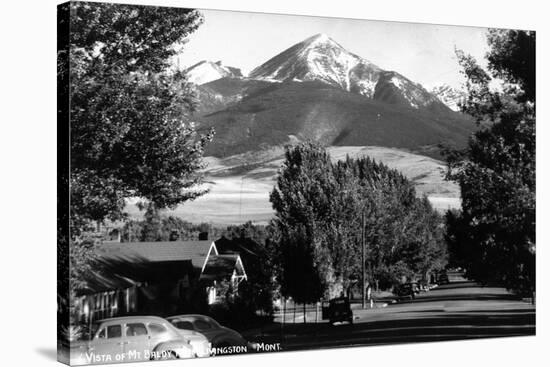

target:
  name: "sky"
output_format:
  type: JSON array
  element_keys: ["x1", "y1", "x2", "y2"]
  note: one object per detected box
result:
[{"x1": 174, "y1": 8, "x2": 491, "y2": 90}]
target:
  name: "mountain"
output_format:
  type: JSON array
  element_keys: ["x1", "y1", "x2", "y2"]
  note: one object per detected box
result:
[
  {"x1": 197, "y1": 78, "x2": 474, "y2": 159},
  {"x1": 249, "y1": 33, "x2": 380, "y2": 95},
  {"x1": 194, "y1": 78, "x2": 273, "y2": 116},
  {"x1": 249, "y1": 33, "x2": 449, "y2": 112},
  {"x1": 185, "y1": 60, "x2": 242, "y2": 85},
  {"x1": 187, "y1": 34, "x2": 476, "y2": 159},
  {"x1": 431, "y1": 85, "x2": 467, "y2": 112}
]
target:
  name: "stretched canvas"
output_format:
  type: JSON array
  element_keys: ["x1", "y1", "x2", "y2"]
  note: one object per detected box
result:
[{"x1": 57, "y1": 1, "x2": 536, "y2": 365}]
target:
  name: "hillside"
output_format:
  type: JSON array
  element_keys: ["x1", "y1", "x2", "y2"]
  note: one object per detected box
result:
[
  {"x1": 125, "y1": 146, "x2": 460, "y2": 225},
  {"x1": 195, "y1": 78, "x2": 474, "y2": 159}
]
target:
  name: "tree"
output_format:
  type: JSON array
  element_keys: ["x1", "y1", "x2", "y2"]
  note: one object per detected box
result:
[
  {"x1": 269, "y1": 142, "x2": 334, "y2": 309},
  {"x1": 336, "y1": 156, "x2": 446, "y2": 290},
  {"x1": 446, "y1": 29, "x2": 535, "y2": 294},
  {"x1": 270, "y1": 142, "x2": 447, "y2": 312},
  {"x1": 223, "y1": 221, "x2": 269, "y2": 245},
  {"x1": 140, "y1": 204, "x2": 164, "y2": 242},
  {"x1": 59, "y1": 2, "x2": 210, "y2": 337},
  {"x1": 68, "y1": 2, "x2": 212, "y2": 229}
]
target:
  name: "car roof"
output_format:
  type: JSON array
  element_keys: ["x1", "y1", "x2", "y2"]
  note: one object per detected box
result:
[
  {"x1": 166, "y1": 314, "x2": 211, "y2": 320},
  {"x1": 166, "y1": 314, "x2": 221, "y2": 326},
  {"x1": 96, "y1": 316, "x2": 169, "y2": 324}
]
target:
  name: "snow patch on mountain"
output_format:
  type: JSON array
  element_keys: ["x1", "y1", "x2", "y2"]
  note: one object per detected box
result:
[
  {"x1": 185, "y1": 60, "x2": 242, "y2": 85},
  {"x1": 249, "y1": 33, "x2": 381, "y2": 96},
  {"x1": 430, "y1": 85, "x2": 467, "y2": 112},
  {"x1": 249, "y1": 34, "x2": 448, "y2": 112}
]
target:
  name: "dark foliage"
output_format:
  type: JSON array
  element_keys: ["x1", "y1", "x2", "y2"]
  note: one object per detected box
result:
[
  {"x1": 446, "y1": 29, "x2": 535, "y2": 295},
  {"x1": 270, "y1": 142, "x2": 447, "y2": 306},
  {"x1": 67, "y1": 2, "x2": 212, "y2": 228},
  {"x1": 59, "y1": 2, "x2": 210, "y2": 340}
]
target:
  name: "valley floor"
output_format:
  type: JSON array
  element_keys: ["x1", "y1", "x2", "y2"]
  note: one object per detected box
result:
[{"x1": 126, "y1": 146, "x2": 461, "y2": 224}]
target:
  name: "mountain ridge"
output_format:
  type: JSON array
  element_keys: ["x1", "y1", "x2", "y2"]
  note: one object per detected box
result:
[
  {"x1": 182, "y1": 34, "x2": 475, "y2": 159},
  {"x1": 196, "y1": 78, "x2": 474, "y2": 159},
  {"x1": 185, "y1": 60, "x2": 242, "y2": 85},
  {"x1": 184, "y1": 34, "x2": 460, "y2": 112}
]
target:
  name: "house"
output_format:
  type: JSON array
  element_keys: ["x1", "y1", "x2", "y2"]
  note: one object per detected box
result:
[
  {"x1": 214, "y1": 236, "x2": 263, "y2": 270},
  {"x1": 74, "y1": 240, "x2": 248, "y2": 325},
  {"x1": 201, "y1": 254, "x2": 247, "y2": 304}
]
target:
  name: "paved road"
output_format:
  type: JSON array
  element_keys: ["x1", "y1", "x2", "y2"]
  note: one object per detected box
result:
[{"x1": 243, "y1": 281, "x2": 535, "y2": 352}]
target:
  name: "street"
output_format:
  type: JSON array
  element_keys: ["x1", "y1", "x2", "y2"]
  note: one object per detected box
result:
[{"x1": 243, "y1": 279, "x2": 535, "y2": 351}]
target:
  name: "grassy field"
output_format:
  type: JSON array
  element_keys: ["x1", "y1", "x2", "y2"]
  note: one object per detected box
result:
[{"x1": 125, "y1": 146, "x2": 460, "y2": 225}]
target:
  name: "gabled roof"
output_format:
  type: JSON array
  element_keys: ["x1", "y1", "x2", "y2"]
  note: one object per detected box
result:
[
  {"x1": 200, "y1": 254, "x2": 247, "y2": 281},
  {"x1": 97, "y1": 241, "x2": 217, "y2": 270},
  {"x1": 214, "y1": 237, "x2": 262, "y2": 269}
]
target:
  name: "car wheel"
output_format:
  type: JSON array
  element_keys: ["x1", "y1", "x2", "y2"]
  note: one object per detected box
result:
[
  {"x1": 152, "y1": 350, "x2": 178, "y2": 360},
  {"x1": 212, "y1": 340, "x2": 231, "y2": 349},
  {"x1": 161, "y1": 351, "x2": 178, "y2": 360}
]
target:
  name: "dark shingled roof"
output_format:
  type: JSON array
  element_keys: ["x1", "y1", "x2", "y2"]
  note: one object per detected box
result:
[
  {"x1": 97, "y1": 241, "x2": 216, "y2": 269},
  {"x1": 76, "y1": 260, "x2": 195, "y2": 296}
]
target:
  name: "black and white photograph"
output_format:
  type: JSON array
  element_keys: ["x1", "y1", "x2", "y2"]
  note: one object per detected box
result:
[{"x1": 53, "y1": 0, "x2": 537, "y2": 366}]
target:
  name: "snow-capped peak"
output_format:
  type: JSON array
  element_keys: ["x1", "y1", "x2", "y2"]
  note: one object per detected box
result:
[
  {"x1": 247, "y1": 34, "x2": 451, "y2": 112},
  {"x1": 184, "y1": 60, "x2": 242, "y2": 85},
  {"x1": 249, "y1": 33, "x2": 381, "y2": 96},
  {"x1": 303, "y1": 33, "x2": 339, "y2": 48}
]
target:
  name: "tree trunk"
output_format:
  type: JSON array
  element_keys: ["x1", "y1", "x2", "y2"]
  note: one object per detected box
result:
[{"x1": 281, "y1": 297, "x2": 286, "y2": 341}]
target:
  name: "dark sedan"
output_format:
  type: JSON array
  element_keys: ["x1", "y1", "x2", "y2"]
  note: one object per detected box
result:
[{"x1": 167, "y1": 314, "x2": 248, "y2": 349}]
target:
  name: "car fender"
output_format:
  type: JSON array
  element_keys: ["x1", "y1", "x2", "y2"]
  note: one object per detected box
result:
[
  {"x1": 213, "y1": 333, "x2": 246, "y2": 347},
  {"x1": 153, "y1": 340, "x2": 194, "y2": 359},
  {"x1": 222, "y1": 328, "x2": 247, "y2": 344}
]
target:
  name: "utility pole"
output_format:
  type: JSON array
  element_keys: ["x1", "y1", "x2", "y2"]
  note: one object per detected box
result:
[{"x1": 361, "y1": 211, "x2": 366, "y2": 309}]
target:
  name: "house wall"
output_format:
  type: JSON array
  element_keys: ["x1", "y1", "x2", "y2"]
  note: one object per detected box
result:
[
  {"x1": 76, "y1": 286, "x2": 138, "y2": 324},
  {"x1": 74, "y1": 275, "x2": 210, "y2": 326}
]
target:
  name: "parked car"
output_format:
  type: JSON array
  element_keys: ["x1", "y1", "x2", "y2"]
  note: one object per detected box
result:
[
  {"x1": 167, "y1": 314, "x2": 248, "y2": 349},
  {"x1": 323, "y1": 296, "x2": 353, "y2": 325},
  {"x1": 71, "y1": 316, "x2": 209, "y2": 365},
  {"x1": 394, "y1": 283, "x2": 418, "y2": 300},
  {"x1": 437, "y1": 271, "x2": 450, "y2": 284}
]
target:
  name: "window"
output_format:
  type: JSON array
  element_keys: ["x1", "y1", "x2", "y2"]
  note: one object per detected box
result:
[
  {"x1": 148, "y1": 323, "x2": 168, "y2": 336},
  {"x1": 96, "y1": 328, "x2": 106, "y2": 339},
  {"x1": 126, "y1": 323, "x2": 147, "y2": 337},
  {"x1": 193, "y1": 319, "x2": 213, "y2": 330},
  {"x1": 173, "y1": 320, "x2": 194, "y2": 330},
  {"x1": 107, "y1": 325, "x2": 122, "y2": 339}
]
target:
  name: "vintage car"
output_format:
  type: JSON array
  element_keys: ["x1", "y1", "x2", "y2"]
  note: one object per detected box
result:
[
  {"x1": 167, "y1": 314, "x2": 248, "y2": 349},
  {"x1": 437, "y1": 271, "x2": 450, "y2": 284},
  {"x1": 394, "y1": 283, "x2": 420, "y2": 300},
  {"x1": 322, "y1": 296, "x2": 354, "y2": 325},
  {"x1": 70, "y1": 316, "x2": 209, "y2": 365}
]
